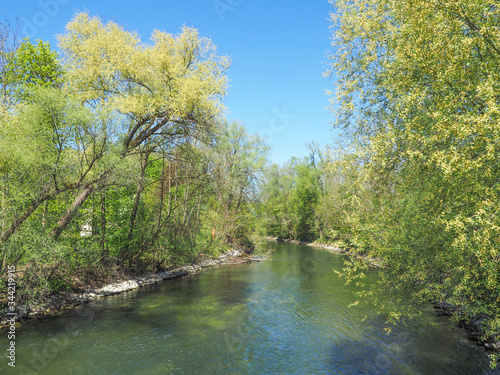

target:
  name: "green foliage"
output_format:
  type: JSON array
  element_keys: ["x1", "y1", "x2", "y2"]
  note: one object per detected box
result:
[
  {"x1": 206, "y1": 121, "x2": 269, "y2": 246},
  {"x1": 259, "y1": 154, "x2": 322, "y2": 242},
  {"x1": 256, "y1": 163, "x2": 295, "y2": 238},
  {"x1": 293, "y1": 162, "x2": 319, "y2": 241},
  {"x1": 325, "y1": 0, "x2": 500, "y2": 363},
  {"x1": 8, "y1": 38, "x2": 63, "y2": 93},
  {"x1": 0, "y1": 13, "x2": 265, "y2": 310}
]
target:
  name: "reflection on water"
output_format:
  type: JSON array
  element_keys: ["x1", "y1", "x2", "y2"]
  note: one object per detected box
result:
[{"x1": 0, "y1": 241, "x2": 498, "y2": 374}]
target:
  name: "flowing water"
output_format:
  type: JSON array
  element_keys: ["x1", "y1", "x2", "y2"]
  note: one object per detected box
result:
[{"x1": 1, "y1": 241, "x2": 498, "y2": 374}]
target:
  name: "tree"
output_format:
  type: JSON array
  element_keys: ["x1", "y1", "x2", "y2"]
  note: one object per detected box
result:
[
  {"x1": 8, "y1": 38, "x2": 63, "y2": 92},
  {"x1": 292, "y1": 161, "x2": 319, "y2": 241},
  {"x1": 207, "y1": 121, "x2": 269, "y2": 246},
  {"x1": 45, "y1": 12, "x2": 230, "y2": 240},
  {"x1": 0, "y1": 11, "x2": 269, "y2": 305},
  {"x1": 328, "y1": 0, "x2": 500, "y2": 358},
  {"x1": 259, "y1": 156, "x2": 322, "y2": 242},
  {"x1": 0, "y1": 86, "x2": 107, "y2": 270},
  {"x1": 258, "y1": 163, "x2": 295, "y2": 238},
  {"x1": 0, "y1": 16, "x2": 20, "y2": 105}
]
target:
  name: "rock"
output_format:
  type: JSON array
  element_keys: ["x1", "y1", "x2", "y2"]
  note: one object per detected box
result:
[{"x1": 16, "y1": 307, "x2": 29, "y2": 319}]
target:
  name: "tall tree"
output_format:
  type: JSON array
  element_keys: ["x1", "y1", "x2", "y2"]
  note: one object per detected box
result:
[
  {"x1": 46, "y1": 12, "x2": 230, "y2": 240},
  {"x1": 0, "y1": 16, "x2": 20, "y2": 105},
  {"x1": 328, "y1": 0, "x2": 500, "y2": 354},
  {"x1": 207, "y1": 121, "x2": 269, "y2": 245},
  {"x1": 0, "y1": 87, "x2": 107, "y2": 253}
]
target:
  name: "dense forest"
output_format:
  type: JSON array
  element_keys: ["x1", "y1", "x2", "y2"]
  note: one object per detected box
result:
[
  {"x1": 2, "y1": 0, "x2": 500, "y2": 366},
  {"x1": 0, "y1": 12, "x2": 268, "y2": 306}
]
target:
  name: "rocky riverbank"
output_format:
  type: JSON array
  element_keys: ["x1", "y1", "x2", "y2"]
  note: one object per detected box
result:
[
  {"x1": 0, "y1": 249, "x2": 249, "y2": 327},
  {"x1": 434, "y1": 301, "x2": 500, "y2": 355}
]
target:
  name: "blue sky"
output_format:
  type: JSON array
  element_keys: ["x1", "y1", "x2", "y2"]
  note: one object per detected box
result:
[{"x1": 3, "y1": 0, "x2": 338, "y2": 165}]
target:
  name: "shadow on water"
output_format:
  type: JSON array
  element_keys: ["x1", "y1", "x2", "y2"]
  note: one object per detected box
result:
[{"x1": 327, "y1": 323, "x2": 499, "y2": 375}]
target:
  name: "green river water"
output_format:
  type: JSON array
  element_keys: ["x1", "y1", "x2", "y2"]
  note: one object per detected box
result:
[{"x1": 0, "y1": 241, "x2": 498, "y2": 374}]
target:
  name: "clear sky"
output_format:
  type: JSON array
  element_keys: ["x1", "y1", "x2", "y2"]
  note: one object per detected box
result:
[{"x1": 2, "y1": 0, "x2": 338, "y2": 165}]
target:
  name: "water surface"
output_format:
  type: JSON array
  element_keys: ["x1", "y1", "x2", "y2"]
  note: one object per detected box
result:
[{"x1": 1, "y1": 242, "x2": 498, "y2": 374}]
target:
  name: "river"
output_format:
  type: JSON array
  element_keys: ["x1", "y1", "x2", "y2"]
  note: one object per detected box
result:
[{"x1": 1, "y1": 241, "x2": 498, "y2": 374}]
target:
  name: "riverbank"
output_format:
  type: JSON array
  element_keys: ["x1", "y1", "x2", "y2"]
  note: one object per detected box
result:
[
  {"x1": 0, "y1": 248, "x2": 252, "y2": 327},
  {"x1": 434, "y1": 301, "x2": 500, "y2": 354}
]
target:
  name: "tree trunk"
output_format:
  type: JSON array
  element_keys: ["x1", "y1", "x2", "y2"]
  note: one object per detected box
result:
[
  {"x1": 123, "y1": 152, "x2": 149, "y2": 259},
  {"x1": 46, "y1": 170, "x2": 110, "y2": 242},
  {"x1": 124, "y1": 184, "x2": 144, "y2": 258},
  {"x1": 1, "y1": 198, "x2": 45, "y2": 244},
  {"x1": 49, "y1": 184, "x2": 94, "y2": 240},
  {"x1": 41, "y1": 200, "x2": 48, "y2": 229},
  {"x1": 0, "y1": 173, "x2": 105, "y2": 246},
  {"x1": 100, "y1": 191, "x2": 107, "y2": 258}
]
